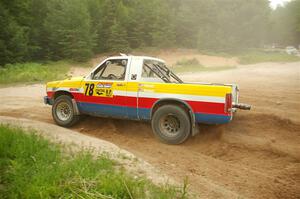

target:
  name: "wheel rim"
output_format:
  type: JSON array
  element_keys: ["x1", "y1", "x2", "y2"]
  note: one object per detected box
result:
[
  {"x1": 56, "y1": 101, "x2": 72, "y2": 121},
  {"x1": 159, "y1": 114, "x2": 181, "y2": 137}
]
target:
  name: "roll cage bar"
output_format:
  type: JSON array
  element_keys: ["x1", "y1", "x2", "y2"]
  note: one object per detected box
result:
[{"x1": 144, "y1": 63, "x2": 183, "y2": 83}]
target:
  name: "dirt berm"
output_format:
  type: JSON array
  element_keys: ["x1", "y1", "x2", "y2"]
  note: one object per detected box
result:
[{"x1": 0, "y1": 116, "x2": 176, "y2": 186}]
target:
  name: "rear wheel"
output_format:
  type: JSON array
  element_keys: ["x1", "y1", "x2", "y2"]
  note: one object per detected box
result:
[
  {"x1": 151, "y1": 105, "x2": 191, "y2": 144},
  {"x1": 52, "y1": 95, "x2": 80, "y2": 127}
]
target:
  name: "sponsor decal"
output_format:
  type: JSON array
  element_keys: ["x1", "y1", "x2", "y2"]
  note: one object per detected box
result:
[
  {"x1": 95, "y1": 88, "x2": 113, "y2": 97},
  {"x1": 69, "y1": 88, "x2": 80, "y2": 92},
  {"x1": 85, "y1": 83, "x2": 113, "y2": 97},
  {"x1": 96, "y1": 82, "x2": 112, "y2": 88}
]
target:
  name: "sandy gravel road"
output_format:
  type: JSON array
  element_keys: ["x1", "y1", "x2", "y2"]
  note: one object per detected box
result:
[{"x1": 0, "y1": 62, "x2": 299, "y2": 198}]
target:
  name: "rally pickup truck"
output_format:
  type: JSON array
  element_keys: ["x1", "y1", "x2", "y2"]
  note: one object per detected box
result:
[{"x1": 44, "y1": 55, "x2": 250, "y2": 144}]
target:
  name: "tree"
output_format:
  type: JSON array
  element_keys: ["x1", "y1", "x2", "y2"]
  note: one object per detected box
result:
[
  {"x1": 86, "y1": 0, "x2": 104, "y2": 53},
  {"x1": 107, "y1": 21, "x2": 130, "y2": 52},
  {"x1": 27, "y1": 0, "x2": 48, "y2": 60},
  {"x1": 98, "y1": 0, "x2": 117, "y2": 52},
  {"x1": 0, "y1": 2, "x2": 29, "y2": 65},
  {"x1": 270, "y1": 0, "x2": 300, "y2": 46},
  {"x1": 44, "y1": 0, "x2": 94, "y2": 61},
  {"x1": 150, "y1": 1, "x2": 175, "y2": 48},
  {"x1": 196, "y1": 0, "x2": 270, "y2": 52},
  {"x1": 173, "y1": 0, "x2": 203, "y2": 48},
  {"x1": 1, "y1": 0, "x2": 298, "y2": 66}
]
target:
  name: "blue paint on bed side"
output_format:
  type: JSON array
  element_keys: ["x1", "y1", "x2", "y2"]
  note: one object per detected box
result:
[
  {"x1": 77, "y1": 102, "x2": 231, "y2": 124},
  {"x1": 195, "y1": 113, "x2": 231, "y2": 124}
]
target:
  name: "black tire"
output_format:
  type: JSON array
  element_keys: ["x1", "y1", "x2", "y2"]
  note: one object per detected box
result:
[
  {"x1": 151, "y1": 105, "x2": 191, "y2": 144},
  {"x1": 52, "y1": 95, "x2": 80, "y2": 127}
]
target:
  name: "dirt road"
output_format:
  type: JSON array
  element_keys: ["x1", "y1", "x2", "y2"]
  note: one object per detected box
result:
[{"x1": 0, "y1": 62, "x2": 299, "y2": 198}]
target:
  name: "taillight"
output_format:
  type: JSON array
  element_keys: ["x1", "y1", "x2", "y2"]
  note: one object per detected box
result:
[{"x1": 225, "y1": 93, "x2": 232, "y2": 113}]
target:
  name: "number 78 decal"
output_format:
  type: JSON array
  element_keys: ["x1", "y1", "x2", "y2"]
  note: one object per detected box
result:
[
  {"x1": 84, "y1": 83, "x2": 94, "y2": 96},
  {"x1": 84, "y1": 83, "x2": 113, "y2": 97}
]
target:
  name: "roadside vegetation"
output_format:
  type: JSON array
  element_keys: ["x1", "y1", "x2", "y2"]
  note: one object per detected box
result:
[
  {"x1": 237, "y1": 51, "x2": 300, "y2": 65},
  {"x1": 172, "y1": 58, "x2": 235, "y2": 74},
  {"x1": 0, "y1": 125, "x2": 188, "y2": 198},
  {"x1": 1, "y1": 0, "x2": 299, "y2": 83},
  {"x1": 0, "y1": 61, "x2": 72, "y2": 85},
  {"x1": 1, "y1": 0, "x2": 299, "y2": 67},
  {"x1": 200, "y1": 50, "x2": 300, "y2": 65}
]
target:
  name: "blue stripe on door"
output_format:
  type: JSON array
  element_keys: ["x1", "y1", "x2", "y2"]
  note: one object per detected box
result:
[{"x1": 77, "y1": 102, "x2": 151, "y2": 120}]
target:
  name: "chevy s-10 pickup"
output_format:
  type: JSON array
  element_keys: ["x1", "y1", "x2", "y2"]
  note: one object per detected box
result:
[{"x1": 44, "y1": 55, "x2": 250, "y2": 144}]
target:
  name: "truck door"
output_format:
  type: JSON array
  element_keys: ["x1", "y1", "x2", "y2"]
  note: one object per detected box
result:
[
  {"x1": 79, "y1": 58, "x2": 129, "y2": 118},
  {"x1": 125, "y1": 57, "x2": 142, "y2": 119}
]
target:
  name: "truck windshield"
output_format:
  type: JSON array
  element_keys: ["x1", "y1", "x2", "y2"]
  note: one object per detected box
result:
[{"x1": 143, "y1": 60, "x2": 183, "y2": 83}]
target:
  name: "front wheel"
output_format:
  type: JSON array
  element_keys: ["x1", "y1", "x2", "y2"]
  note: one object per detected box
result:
[
  {"x1": 52, "y1": 95, "x2": 80, "y2": 127},
  {"x1": 151, "y1": 105, "x2": 191, "y2": 144}
]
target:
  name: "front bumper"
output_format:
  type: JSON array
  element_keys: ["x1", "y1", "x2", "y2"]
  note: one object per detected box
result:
[{"x1": 44, "y1": 96, "x2": 53, "y2": 105}]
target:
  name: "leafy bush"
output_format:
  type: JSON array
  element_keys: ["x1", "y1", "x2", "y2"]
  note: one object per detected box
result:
[
  {"x1": 238, "y1": 51, "x2": 300, "y2": 64},
  {"x1": 175, "y1": 58, "x2": 201, "y2": 66},
  {"x1": 172, "y1": 65, "x2": 235, "y2": 74},
  {"x1": 0, "y1": 125, "x2": 187, "y2": 198},
  {"x1": 0, "y1": 61, "x2": 71, "y2": 84},
  {"x1": 173, "y1": 57, "x2": 235, "y2": 73}
]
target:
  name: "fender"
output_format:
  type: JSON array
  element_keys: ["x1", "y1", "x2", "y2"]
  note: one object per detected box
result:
[{"x1": 51, "y1": 90, "x2": 80, "y2": 116}]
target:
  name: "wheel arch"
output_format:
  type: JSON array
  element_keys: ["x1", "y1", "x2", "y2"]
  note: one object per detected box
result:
[
  {"x1": 53, "y1": 90, "x2": 74, "y2": 100},
  {"x1": 53, "y1": 90, "x2": 80, "y2": 115},
  {"x1": 150, "y1": 98, "x2": 196, "y2": 130}
]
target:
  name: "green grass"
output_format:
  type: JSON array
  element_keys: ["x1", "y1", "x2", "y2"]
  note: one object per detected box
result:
[
  {"x1": 0, "y1": 125, "x2": 188, "y2": 199},
  {"x1": 0, "y1": 61, "x2": 72, "y2": 85},
  {"x1": 172, "y1": 65, "x2": 236, "y2": 74},
  {"x1": 200, "y1": 49, "x2": 300, "y2": 65},
  {"x1": 198, "y1": 50, "x2": 234, "y2": 58},
  {"x1": 172, "y1": 58, "x2": 235, "y2": 73},
  {"x1": 175, "y1": 58, "x2": 200, "y2": 66},
  {"x1": 237, "y1": 51, "x2": 300, "y2": 65}
]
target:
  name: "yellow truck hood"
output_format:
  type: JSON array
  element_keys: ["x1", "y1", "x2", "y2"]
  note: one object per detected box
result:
[{"x1": 46, "y1": 76, "x2": 84, "y2": 88}]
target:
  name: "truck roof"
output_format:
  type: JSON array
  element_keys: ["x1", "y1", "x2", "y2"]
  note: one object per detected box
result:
[{"x1": 108, "y1": 55, "x2": 165, "y2": 63}]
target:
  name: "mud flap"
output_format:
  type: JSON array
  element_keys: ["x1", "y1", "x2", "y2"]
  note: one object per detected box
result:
[
  {"x1": 192, "y1": 124, "x2": 200, "y2": 136},
  {"x1": 72, "y1": 99, "x2": 80, "y2": 115},
  {"x1": 43, "y1": 96, "x2": 53, "y2": 105},
  {"x1": 189, "y1": 110, "x2": 200, "y2": 136}
]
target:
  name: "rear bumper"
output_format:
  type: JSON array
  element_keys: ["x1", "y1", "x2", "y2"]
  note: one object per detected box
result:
[{"x1": 44, "y1": 96, "x2": 53, "y2": 105}]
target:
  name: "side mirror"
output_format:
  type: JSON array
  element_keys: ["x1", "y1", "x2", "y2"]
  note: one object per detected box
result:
[
  {"x1": 90, "y1": 72, "x2": 94, "y2": 79},
  {"x1": 66, "y1": 74, "x2": 72, "y2": 79}
]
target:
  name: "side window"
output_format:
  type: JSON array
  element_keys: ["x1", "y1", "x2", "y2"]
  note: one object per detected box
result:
[
  {"x1": 142, "y1": 64, "x2": 156, "y2": 78},
  {"x1": 141, "y1": 60, "x2": 164, "y2": 82},
  {"x1": 93, "y1": 59, "x2": 127, "y2": 80}
]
